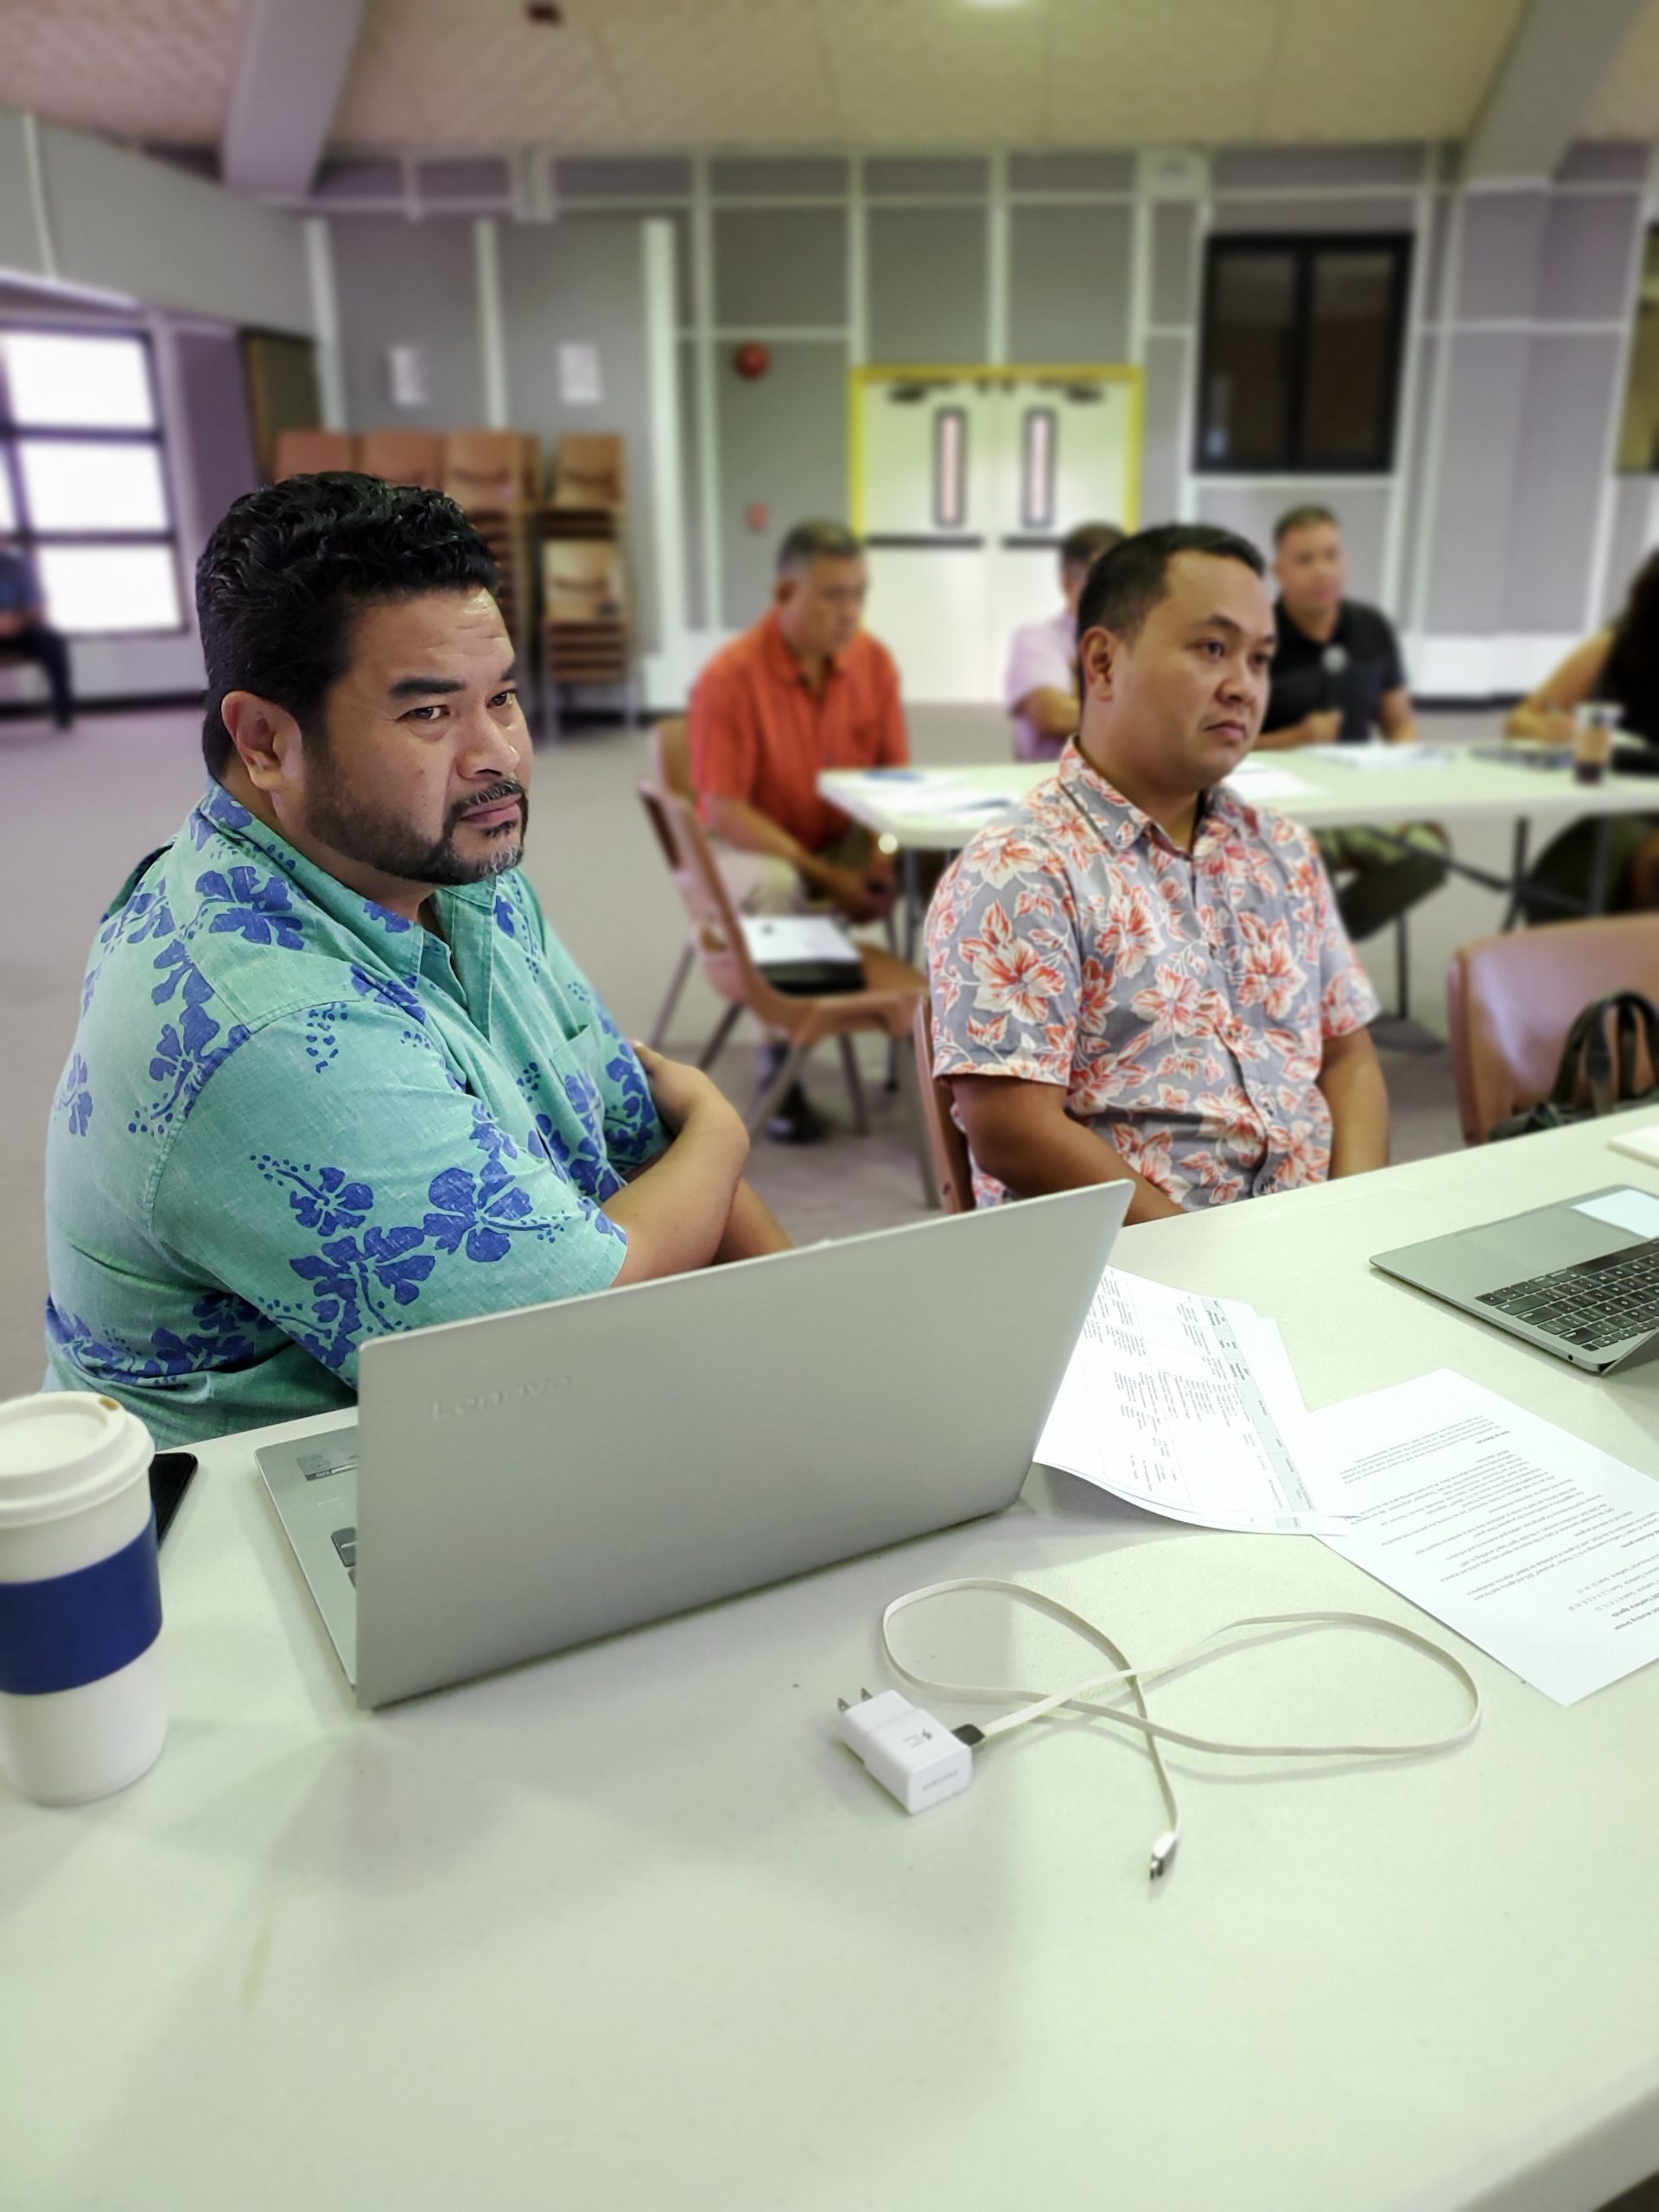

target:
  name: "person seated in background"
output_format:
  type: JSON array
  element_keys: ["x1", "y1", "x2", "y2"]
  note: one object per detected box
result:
[
  {"x1": 690, "y1": 518, "x2": 908, "y2": 1140},
  {"x1": 1004, "y1": 521, "x2": 1125, "y2": 760},
  {"x1": 0, "y1": 535, "x2": 73, "y2": 730},
  {"x1": 1505, "y1": 548, "x2": 1659, "y2": 912},
  {"x1": 927, "y1": 523, "x2": 1388, "y2": 1219},
  {"x1": 1256, "y1": 504, "x2": 1447, "y2": 944},
  {"x1": 690, "y1": 518, "x2": 906, "y2": 921},
  {"x1": 44, "y1": 474, "x2": 788, "y2": 1447}
]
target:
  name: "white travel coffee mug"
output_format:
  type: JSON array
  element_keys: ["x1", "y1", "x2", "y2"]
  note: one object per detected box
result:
[{"x1": 0, "y1": 1391, "x2": 166, "y2": 1806}]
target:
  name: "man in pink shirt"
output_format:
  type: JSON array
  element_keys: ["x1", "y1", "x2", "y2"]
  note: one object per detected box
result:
[{"x1": 1004, "y1": 522, "x2": 1124, "y2": 761}]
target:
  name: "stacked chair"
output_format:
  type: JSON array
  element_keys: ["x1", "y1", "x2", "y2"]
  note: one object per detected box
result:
[
  {"x1": 271, "y1": 429, "x2": 357, "y2": 479},
  {"x1": 357, "y1": 430, "x2": 442, "y2": 487},
  {"x1": 442, "y1": 431, "x2": 539, "y2": 651},
  {"x1": 541, "y1": 434, "x2": 634, "y2": 721},
  {"x1": 270, "y1": 425, "x2": 636, "y2": 713}
]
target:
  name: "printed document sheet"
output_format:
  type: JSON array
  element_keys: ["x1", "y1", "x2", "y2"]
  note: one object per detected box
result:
[
  {"x1": 1224, "y1": 760, "x2": 1315, "y2": 801},
  {"x1": 1035, "y1": 1269, "x2": 1328, "y2": 1532},
  {"x1": 1300, "y1": 742, "x2": 1456, "y2": 772},
  {"x1": 862, "y1": 770, "x2": 1027, "y2": 833},
  {"x1": 1307, "y1": 1370, "x2": 1659, "y2": 1705}
]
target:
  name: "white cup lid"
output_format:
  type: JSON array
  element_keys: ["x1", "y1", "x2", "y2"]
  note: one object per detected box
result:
[{"x1": 0, "y1": 1392, "x2": 153, "y2": 1525}]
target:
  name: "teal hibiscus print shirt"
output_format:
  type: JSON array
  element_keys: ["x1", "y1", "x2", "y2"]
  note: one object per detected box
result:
[{"x1": 45, "y1": 779, "x2": 665, "y2": 1448}]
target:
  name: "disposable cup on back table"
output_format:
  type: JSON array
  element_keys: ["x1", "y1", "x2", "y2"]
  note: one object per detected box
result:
[
  {"x1": 0, "y1": 1392, "x2": 166, "y2": 1805},
  {"x1": 1573, "y1": 702, "x2": 1620, "y2": 785}
]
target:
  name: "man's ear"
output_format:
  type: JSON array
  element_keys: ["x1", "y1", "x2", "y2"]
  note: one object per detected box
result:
[
  {"x1": 219, "y1": 690, "x2": 302, "y2": 792},
  {"x1": 1077, "y1": 624, "x2": 1120, "y2": 707},
  {"x1": 772, "y1": 571, "x2": 797, "y2": 614}
]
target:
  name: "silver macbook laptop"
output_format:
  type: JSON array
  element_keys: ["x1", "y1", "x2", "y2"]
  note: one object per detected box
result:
[
  {"x1": 257, "y1": 1183, "x2": 1131, "y2": 1708},
  {"x1": 1371, "y1": 1184, "x2": 1659, "y2": 1373}
]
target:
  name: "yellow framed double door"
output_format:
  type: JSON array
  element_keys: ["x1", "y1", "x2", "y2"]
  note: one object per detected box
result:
[{"x1": 849, "y1": 364, "x2": 1142, "y2": 705}]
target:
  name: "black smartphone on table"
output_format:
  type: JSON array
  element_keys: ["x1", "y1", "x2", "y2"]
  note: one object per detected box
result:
[{"x1": 149, "y1": 1452, "x2": 199, "y2": 1542}]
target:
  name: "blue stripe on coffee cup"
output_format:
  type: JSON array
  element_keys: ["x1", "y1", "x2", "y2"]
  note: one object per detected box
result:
[{"x1": 0, "y1": 1513, "x2": 162, "y2": 1696}]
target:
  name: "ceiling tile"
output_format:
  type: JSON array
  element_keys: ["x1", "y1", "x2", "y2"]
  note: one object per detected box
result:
[
  {"x1": 0, "y1": 0, "x2": 238, "y2": 145},
  {"x1": 1041, "y1": 0, "x2": 1288, "y2": 147},
  {"x1": 1259, "y1": 0, "x2": 1524, "y2": 143},
  {"x1": 1586, "y1": 0, "x2": 1659, "y2": 137}
]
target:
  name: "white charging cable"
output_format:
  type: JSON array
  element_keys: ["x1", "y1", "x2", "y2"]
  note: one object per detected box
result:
[{"x1": 836, "y1": 1576, "x2": 1482, "y2": 1880}]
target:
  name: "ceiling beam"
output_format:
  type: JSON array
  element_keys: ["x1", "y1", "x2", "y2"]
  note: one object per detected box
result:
[
  {"x1": 220, "y1": 0, "x2": 368, "y2": 200},
  {"x1": 1465, "y1": 0, "x2": 1646, "y2": 184}
]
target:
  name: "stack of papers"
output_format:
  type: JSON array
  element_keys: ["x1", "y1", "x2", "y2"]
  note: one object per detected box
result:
[
  {"x1": 1301, "y1": 742, "x2": 1457, "y2": 771},
  {"x1": 1035, "y1": 1270, "x2": 1331, "y2": 1533},
  {"x1": 864, "y1": 769, "x2": 1027, "y2": 831},
  {"x1": 1224, "y1": 760, "x2": 1314, "y2": 801},
  {"x1": 1037, "y1": 1269, "x2": 1659, "y2": 1704}
]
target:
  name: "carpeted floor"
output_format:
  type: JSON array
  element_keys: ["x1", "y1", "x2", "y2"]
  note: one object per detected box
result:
[{"x1": 0, "y1": 701, "x2": 1513, "y2": 1398}]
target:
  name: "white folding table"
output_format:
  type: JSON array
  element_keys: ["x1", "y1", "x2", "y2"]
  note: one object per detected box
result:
[
  {"x1": 823, "y1": 748, "x2": 1659, "y2": 974},
  {"x1": 6, "y1": 1118, "x2": 1659, "y2": 2210}
]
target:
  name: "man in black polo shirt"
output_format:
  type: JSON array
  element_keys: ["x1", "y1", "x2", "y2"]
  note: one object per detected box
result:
[
  {"x1": 0, "y1": 537, "x2": 73, "y2": 730},
  {"x1": 1258, "y1": 505, "x2": 1446, "y2": 943}
]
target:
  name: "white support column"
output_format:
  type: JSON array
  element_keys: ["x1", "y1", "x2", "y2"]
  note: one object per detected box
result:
[
  {"x1": 642, "y1": 218, "x2": 690, "y2": 705},
  {"x1": 1407, "y1": 181, "x2": 1465, "y2": 643},
  {"x1": 1176, "y1": 179, "x2": 1211, "y2": 524},
  {"x1": 1584, "y1": 145, "x2": 1656, "y2": 630},
  {"x1": 302, "y1": 215, "x2": 346, "y2": 430},
  {"x1": 690, "y1": 153, "x2": 723, "y2": 635},
  {"x1": 21, "y1": 112, "x2": 58, "y2": 280},
  {"x1": 1379, "y1": 145, "x2": 1437, "y2": 620},
  {"x1": 987, "y1": 149, "x2": 1010, "y2": 366},
  {"x1": 1127, "y1": 189, "x2": 1152, "y2": 370},
  {"x1": 474, "y1": 217, "x2": 509, "y2": 429},
  {"x1": 847, "y1": 152, "x2": 868, "y2": 368}
]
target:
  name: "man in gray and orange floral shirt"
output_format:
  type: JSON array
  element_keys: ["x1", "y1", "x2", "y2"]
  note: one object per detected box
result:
[{"x1": 926, "y1": 523, "x2": 1388, "y2": 1218}]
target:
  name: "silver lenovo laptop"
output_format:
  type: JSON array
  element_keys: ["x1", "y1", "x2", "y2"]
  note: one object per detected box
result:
[
  {"x1": 257, "y1": 1184, "x2": 1130, "y2": 1708},
  {"x1": 1371, "y1": 1185, "x2": 1659, "y2": 1373}
]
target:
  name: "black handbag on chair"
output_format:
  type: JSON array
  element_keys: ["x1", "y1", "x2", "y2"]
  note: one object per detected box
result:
[{"x1": 1489, "y1": 990, "x2": 1659, "y2": 1141}]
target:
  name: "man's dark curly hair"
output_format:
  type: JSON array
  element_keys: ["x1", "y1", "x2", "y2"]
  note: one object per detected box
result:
[{"x1": 195, "y1": 472, "x2": 499, "y2": 777}]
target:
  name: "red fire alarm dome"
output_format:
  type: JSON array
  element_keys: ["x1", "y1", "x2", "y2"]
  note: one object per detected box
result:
[{"x1": 733, "y1": 341, "x2": 771, "y2": 380}]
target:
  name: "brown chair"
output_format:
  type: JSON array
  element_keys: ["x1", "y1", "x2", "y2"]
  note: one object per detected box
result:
[
  {"x1": 650, "y1": 716, "x2": 691, "y2": 801},
  {"x1": 641, "y1": 718, "x2": 696, "y2": 1050},
  {"x1": 1447, "y1": 914, "x2": 1659, "y2": 1143},
  {"x1": 636, "y1": 778, "x2": 938, "y2": 1193},
  {"x1": 442, "y1": 430, "x2": 537, "y2": 514},
  {"x1": 272, "y1": 429, "x2": 356, "y2": 480},
  {"x1": 358, "y1": 429, "x2": 443, "y2": 487},
  {"x1": 911, "y1": 1000, "x2": 974, "y2": 1214},
  {"x1": 551, "y1": 432, "x2": 626, "y2": 512}
]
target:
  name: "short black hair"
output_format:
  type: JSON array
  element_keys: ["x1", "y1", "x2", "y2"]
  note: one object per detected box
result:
[
  {"x1": 195, "y1": 472, "x2": 500, "y2": 777},
  {"x1": 776, "y1": 518, "x2": 862, "y2": 575},
  {"x1": 1274, "y1": 503, "x2": 1339, "y2": 544},
  {"x1": 1075, "y1": 522, "x2": 1265, "y2": 647},
  {"x1": 1060, "y1": 521, "x2": 1126, "y2": 573}
]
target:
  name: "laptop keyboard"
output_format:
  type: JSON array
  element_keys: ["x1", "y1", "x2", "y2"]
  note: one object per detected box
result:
[
  {"x1": 332, "y1": 1526, "x2": 357, "y2": 1585},
  {"x1": 1478, "y1": 1237, "x2": 1659, "y2": 1351}
]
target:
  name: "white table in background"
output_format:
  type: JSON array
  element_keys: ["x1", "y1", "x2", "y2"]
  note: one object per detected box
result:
[
  {"x1": 823, "y1": 747, "x2": 1659, "y2": 963},
  {"x1": 7, "y1": 1117, "x2": 1659, "y2": 2212}
]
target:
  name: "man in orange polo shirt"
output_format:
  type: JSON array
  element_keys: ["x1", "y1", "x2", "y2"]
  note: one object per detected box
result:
[
  {"x1": 690, "y1": 518, "x2": 908, "y2": 922},
  {"x1": 690, "y1": 518, "x2": 910, "y2": 1140}
]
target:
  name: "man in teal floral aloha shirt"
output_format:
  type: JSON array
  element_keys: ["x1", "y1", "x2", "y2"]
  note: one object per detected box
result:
[{"x1": 45, "y1": 475, "x2": 785, "y2": 1446}]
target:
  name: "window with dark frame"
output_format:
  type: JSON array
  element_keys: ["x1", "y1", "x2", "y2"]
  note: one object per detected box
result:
[
  {"x1": 1196, "y1": 234, "x2": 1412, "y2": 474},
  {"x1": 0, "y1": 327, "x2": 184, "y2": 636}
]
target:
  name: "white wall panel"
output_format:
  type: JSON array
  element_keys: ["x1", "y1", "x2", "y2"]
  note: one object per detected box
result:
[{"x1": 38, "y1": 121, "x2": 310, "y2": 332}]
